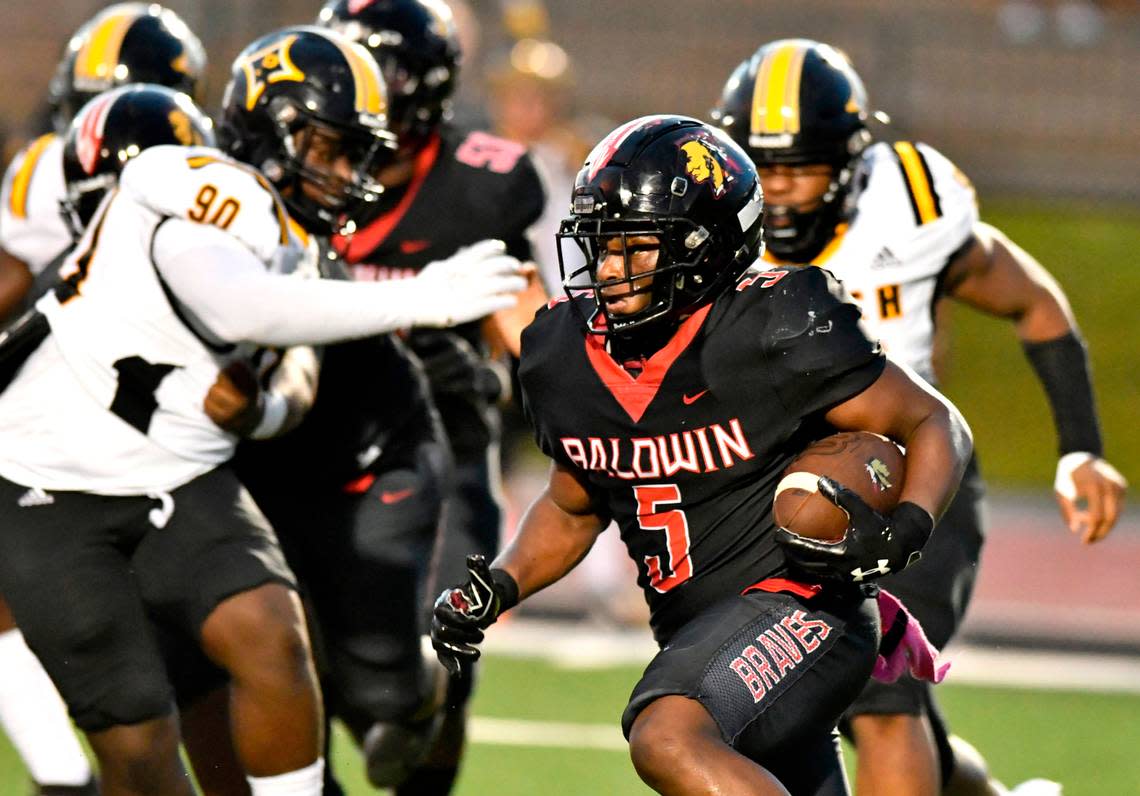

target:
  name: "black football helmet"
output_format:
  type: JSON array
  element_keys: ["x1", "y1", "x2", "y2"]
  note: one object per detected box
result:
[
  {"x1": 219, "y1": 26, "x2": 396, "y2": 234},
  {"x1": 61, "y1": 84, "x2": 215, "y2": 236},
  {"x1": 711, "y1": 39, "x2": 873, "y2": 262},
  {"x1": 316, "y1": 0, "x2": 460, "y2": 148},
  {"x1": 557, "y1": 115, "x2": 764, "y2": 336},
  {"x1": 48, "y1": 3, "x2": 207, "y2": 135}
]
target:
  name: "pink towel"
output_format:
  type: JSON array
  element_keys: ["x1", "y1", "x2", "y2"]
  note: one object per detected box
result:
[{"x1": 872, "y1": 589, "x2": 951, "y2": 684}]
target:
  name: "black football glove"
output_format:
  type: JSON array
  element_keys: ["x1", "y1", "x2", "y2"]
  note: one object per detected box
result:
[
  {"x1": 431, "y1": 554, "x2": 520, "y2": 677},
  {"x1": 412, "y1": 331, "x2": 508, "y2": 402},
  {"x1": 776, "y1": 476, "x2": 935, "y2": 585}
]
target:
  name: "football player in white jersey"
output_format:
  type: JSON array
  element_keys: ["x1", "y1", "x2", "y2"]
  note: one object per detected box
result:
[
  {"x1": 0, "y1": 26, "x2": 525, "y2": 796},
  {"x1": 0, "y1": 3, "x2": 208, "y2": 324},
  {"x1": 713, "y1": 39, "x2": 1127, "y2": 796},
  {"x1": 0, "y1": 11, "x2": 207, "y2": 792}
]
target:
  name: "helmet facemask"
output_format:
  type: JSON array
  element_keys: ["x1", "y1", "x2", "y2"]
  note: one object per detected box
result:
[
  {"x1": 761, "y1": 157, "x2": 860, "y2": 263},
  {"x1": 557, "y1": 215, "x2": 719, "y2": 336},
  {"x1": 259, "y1": 97, "x2": 395, "y2": 234}
]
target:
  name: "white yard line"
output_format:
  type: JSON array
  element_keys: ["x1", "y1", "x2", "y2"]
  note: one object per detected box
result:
[{"x1": 469, "y1": 716, "x2": 628, "y2": 751}]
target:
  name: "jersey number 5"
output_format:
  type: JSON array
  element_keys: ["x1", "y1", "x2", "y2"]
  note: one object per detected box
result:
[{"x1": 634, "y1": 484, "x2": 693, "y2": 593}]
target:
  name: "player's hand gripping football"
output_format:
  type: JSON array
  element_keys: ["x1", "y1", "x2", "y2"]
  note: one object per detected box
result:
[
  {"x1": 411, "y1": 240, "x2": 531, "y2": 328},
  {"x1": 776, "y1": 477, "x2": 935, "y2": 585},
  {"x1": 431, "y1": 554, "x2": 519, "y2": 677},
  {"x1": 1054, "y1": 453, "x2": 1127, "y2": 544}
]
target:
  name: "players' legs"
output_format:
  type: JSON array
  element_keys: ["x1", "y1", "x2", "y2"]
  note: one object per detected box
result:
[
  {"x1": 845, "y1": 456, "x2": 987, "y2": 795},
  {"x1": 310, "y1": 439, "x2": 450, "y2": 788},
  {"x1": 409, "y1": 446, "x2": 502, "y2": 795},
  {"x1": 623, "y1": 589, "x2": 878, "y2": 796},
  {"x1": 132, "y1": 467, "x2": 323, "y2": 794},
  {"x1": 849, "y1": 711, "x2": 940, "y2": 795},
  {"x1": 199, "y1": 585, "x2": 323, "y2": 778},
  {"x1": 0, "y1": 598, "x2": 95, "y2": 793},
  {"x1": 0, "y1": 477, "x2": 193, "y2": 796},
  {"x1": 629, "y1": 695, "x2": 790, "y2": 795}
]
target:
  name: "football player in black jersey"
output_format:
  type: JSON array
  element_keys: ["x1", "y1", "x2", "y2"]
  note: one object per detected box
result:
[
  {"x1": 431, "y1": 115, "x2": 973, "y2": 795},
  {"x1": 712, "y1": 39, "x2": 1126, "y2": 796},
  {"x1": 315, "y1": 1, "x2": 548, "y2": 791}
]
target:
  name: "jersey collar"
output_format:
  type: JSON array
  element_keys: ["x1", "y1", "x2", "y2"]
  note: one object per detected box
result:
[
  {"x1": 333, "y1": 133, "x2": 442, "y2": 263},
  {"x1": 584, "y1": 304, "x2": 712, "y2": 423}
]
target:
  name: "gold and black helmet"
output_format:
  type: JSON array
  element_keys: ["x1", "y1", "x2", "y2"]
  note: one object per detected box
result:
[
  {"x1": 712, "y1": 40, "x2": 875, "y2": 262},
  {"x1": 219, "y1": 26, "x2": 396, "y2": 234},
  {"x1": 49, "y1": 3, "x2": 207, "y2": 134}
]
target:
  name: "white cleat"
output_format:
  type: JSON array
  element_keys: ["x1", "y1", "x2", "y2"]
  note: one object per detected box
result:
[{"x1": 1009, "y1": 779, "x2": 1063, "y2": 796}]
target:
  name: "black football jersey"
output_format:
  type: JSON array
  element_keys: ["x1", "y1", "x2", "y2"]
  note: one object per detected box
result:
[
  {"x1": 333, "y1": 124, "x2": 546, "y2": 458},
  {"x1": 519, "y1": 266, "x2": 885, "y2": 644}
]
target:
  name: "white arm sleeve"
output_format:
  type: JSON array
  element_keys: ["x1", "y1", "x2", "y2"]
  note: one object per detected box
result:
[{"x1": 152, "y1": 219, "x2": 422, "y2": 346}]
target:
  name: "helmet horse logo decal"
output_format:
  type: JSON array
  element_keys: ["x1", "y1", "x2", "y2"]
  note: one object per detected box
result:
[
  {"x1": 680, "y1": 139, "x2": 728, "y2": 198},
  {"x1": 239, "y1": 34, "x2": 306, "y2": 111}
]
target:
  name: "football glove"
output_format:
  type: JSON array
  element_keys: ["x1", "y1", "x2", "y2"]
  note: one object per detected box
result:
[
  {"x1": 411, "y1": 331, "x2": 509, "y2": 402},
  {"x1": 776, "y1": 476, "x2": 934, "y2": 585},
  {"x1": 431, "y1": 555, "x2": 519, "y2": 677},
  {"x1": 408, "y1": 240, "x2": 527, "y2": 328}
]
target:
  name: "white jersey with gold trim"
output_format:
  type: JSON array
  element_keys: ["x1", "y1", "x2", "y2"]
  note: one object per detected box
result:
[
  {"x1": 0, "y1": 145, "x2": 309, "y2": 494},
  {"x1": 764, "y1": 141, "x2": 978, "y2": 383},
  {"x1": 0, "y1": 133, "x2": 73, "y2": 273}
]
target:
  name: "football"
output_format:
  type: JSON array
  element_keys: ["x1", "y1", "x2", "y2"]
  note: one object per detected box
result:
[{"x1": 773, "y1": 431, "x2": 907, "y2": 542}]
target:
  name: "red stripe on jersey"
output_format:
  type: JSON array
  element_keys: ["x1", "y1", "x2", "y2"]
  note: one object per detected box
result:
[
  {"x1": 741, "y1": 577, "x2": 822, "y2": 600},
  {"x1": 583, "y1": 304, "x2": 711, "y2": 423},
  {"x1": 334, "y1": 133, "x2": 442, "y2": 264},
  {"x1": 343, "y1": 472, "x2": 377, "y2": 494}
]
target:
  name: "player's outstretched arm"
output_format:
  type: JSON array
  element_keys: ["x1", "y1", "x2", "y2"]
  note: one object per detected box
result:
[
  {"x1": 944, "y1": 222, "x2": 1126, "y2": 542},
  {"x1": 493, "y1": 461, "x2": 610, "y2": 600},
  {"x1": 154, "y1": 224, "x2": 528, "y2": 347},
  {"x1": 430, "y1": 462, "x2": 608, "y2": 673},
  {"x1": 778, "y1": 361, "x2": 973, "y2": 584}
]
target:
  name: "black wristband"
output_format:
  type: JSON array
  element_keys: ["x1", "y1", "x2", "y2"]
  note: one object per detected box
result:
[
  {"x1": 491, "y1": 568, "x2": 520, "y2": 614},
  {"x1": 892, "y1": 501, "x2": 935, "y2": 567},
  {"x1": 1022, "y1": 332, "x2": 1103, "y2": 456}
]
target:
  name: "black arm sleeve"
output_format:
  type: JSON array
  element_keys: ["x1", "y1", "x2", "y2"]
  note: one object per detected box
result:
[{"x1": 1022, "y1": 331, "x2": 1103, "y2": 456}]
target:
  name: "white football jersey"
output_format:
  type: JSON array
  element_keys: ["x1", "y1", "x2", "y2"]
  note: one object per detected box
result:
[
  {"x1": 0, "y1": 133, "x2": 73, "y2": 273},
  {"x1": 763, "y1": 141, "x2": 979, "y2": 383},
  {"x1": 0, "y1": 145, "x2": 310, "y2": 494}
]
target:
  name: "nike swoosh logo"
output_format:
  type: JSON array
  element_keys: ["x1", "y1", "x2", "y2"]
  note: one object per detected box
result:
[
  {"x1": 399, "y1": 239, "x2": 431, "y2": 255},
  {"x1": 682, "y1": 389, "x2": 710, "y2": 405},
  {"x1": 380, "y1": 488, "x2": 415, "y2": 505}
]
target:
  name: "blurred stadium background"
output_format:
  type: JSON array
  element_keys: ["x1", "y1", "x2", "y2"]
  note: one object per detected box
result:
[{"x1": 1, "y1": 0, "x2": 1137, "y2": 793}]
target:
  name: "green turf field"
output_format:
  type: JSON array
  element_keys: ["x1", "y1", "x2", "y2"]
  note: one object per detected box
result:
[
  {"x1": 2, "y1": 654, "x2": 1137, "y2": 794},
  {"x1": 940, "y1": 200, "x2": 1140, "y2": 487}
]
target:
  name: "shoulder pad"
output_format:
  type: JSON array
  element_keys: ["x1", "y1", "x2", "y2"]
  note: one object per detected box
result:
[{"x1": 119, "y1": 145, "x2": 308, "y2": 263}]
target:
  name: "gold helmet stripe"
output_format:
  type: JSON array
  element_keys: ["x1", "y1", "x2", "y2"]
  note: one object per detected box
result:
[
  {"x1": 323, "y1": 34, "x2": 385, "y2": 116},
  {"x1": 893, "y1": 142, "x2": 942, "y2": 225},
  {"x1": 75, "y1": 9, "x2": 141, "y2": 81},
  {"x1": 9, "y1": 134, "x2": 57, "y2": 219},
  {"x1": 751, "y1": 42, "x2": 807, "y2": 136}
]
